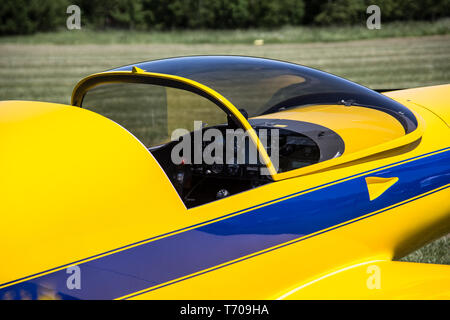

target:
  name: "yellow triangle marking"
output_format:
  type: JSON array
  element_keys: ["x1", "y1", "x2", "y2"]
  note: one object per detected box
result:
[
  {"x1": 131, "y1": 66, "x2": 145, "y2": 73},
  {"x1": 365, "y1": 176, "x2": 399, "y2": 201}
]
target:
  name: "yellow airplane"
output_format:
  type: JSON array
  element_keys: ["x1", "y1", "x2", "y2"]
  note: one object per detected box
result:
[{"x1": 0, "y1": 56, "x2": 449, "y2": 300}]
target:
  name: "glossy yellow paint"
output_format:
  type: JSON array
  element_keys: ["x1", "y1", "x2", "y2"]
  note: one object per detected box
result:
[
  {"x1": 365, "y1": 177, "x2": 399, "y2": 201},
  {"x1": 0, "y1": 82, "x2": 449, "y2": 299},
  {"x1": 278, "y1": 260, "x2": 450, "y2": 300},
  {"x1": 384, "y1": 84, "x2": 450, "y2": 127},
  {"x1": 255, "y1": 105, "x2": 406, "y2": 154},
  {"x1": 0, "y1": 100, "x2": 182, "y2": 286}
]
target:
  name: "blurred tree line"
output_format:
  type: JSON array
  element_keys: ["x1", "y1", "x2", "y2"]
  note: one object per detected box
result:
[{"x1": 1, "y1": 0, "x2": 449, "y2": 35}]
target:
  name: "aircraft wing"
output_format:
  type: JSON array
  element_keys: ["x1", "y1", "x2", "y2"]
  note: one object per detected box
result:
[{"x1": 278, "y1": 260, "x2": 450, "y2": 300}]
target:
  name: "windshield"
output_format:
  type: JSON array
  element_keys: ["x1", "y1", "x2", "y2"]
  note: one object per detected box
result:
[
  {"x1": 112, "y1": 56, "x2": 418, "y2": 133},
  {"x1": 81, "y1": 82, "x2": 227, "y2": 147}
]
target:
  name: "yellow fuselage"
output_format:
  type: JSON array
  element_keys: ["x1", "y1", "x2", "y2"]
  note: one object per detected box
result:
[{"x1": 0, "y1": 83, "x2": 449, "y2": 300}]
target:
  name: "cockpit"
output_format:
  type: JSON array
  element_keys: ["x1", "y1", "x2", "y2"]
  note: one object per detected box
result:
[{"x1": 72, "y1": 56, "x2": 420, "y2": 207}]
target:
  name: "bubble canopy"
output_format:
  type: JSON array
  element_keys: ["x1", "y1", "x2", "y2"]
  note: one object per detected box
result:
[{"x1": 112, "y1": 56, "x2": 417, "y2": 133}]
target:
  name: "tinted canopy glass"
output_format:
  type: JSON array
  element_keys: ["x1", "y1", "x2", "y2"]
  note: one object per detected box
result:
[{"x1": 112, "y1": 56, "x2": 417, "y2": 133}]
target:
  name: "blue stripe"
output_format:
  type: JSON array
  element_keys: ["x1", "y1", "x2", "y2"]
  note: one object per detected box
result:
[
  {"x1": 1, "y1": 148, "x2": 449, "y2": 300},
  {"x1": 1, "y1": 147, "x2": 448, "y2": 289},
  {"x1": 124, "y1": 184, "x2": 450, "y2": 299}
]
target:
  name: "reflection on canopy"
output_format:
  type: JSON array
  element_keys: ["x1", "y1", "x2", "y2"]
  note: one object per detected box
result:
[{"x1": 112, "y1": 56, "x2": 417, "y2": 133}]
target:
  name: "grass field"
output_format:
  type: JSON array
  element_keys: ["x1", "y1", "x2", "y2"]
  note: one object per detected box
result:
[
  {"x1": 0, "y1": 34, "x2": 449, "y2": 264},
  {"x1": 1, "y1": 19, "x2": 449, "y2": 45}
]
